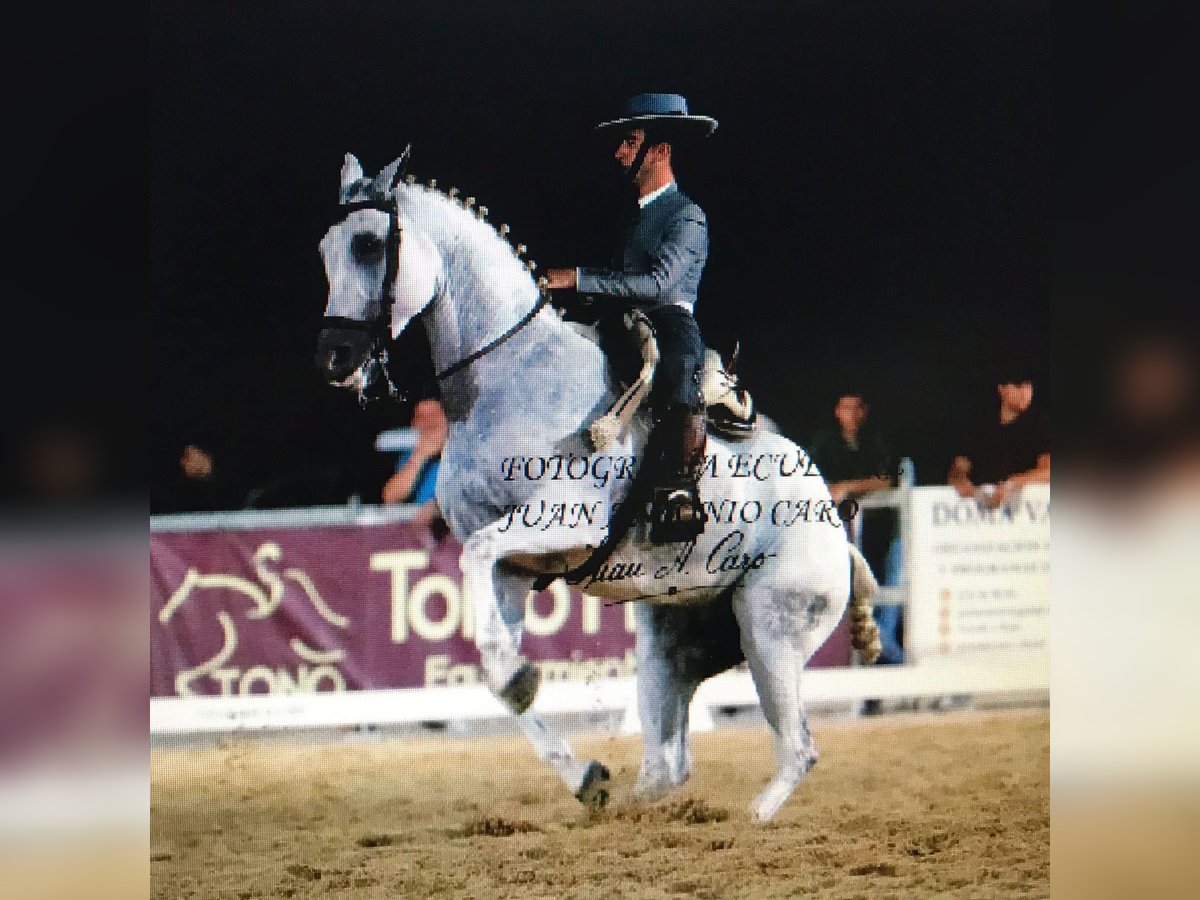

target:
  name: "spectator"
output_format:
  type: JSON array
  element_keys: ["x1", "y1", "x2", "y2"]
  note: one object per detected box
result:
[
  {"x1": 19, "y1": 421, "x2": 106, "y2": 507},
  {"x1": 808, "y1": 392, "x2": 895, "y2": 505},
  {"x1": 152, "y1": 438, "x2": 248, "y2": 513},
  {"x1": 808, "y1": 391, "x2": 904, "y2": 676},
  {"x1": 379, "y1": 399, "x2": 447, "y2": 525},
  {"x1": 936, "y1": 366, "x2": 1048, "y2": 714},
  {"x1": 948, "y1": 367, "x2": 1050, "y2": 509}
]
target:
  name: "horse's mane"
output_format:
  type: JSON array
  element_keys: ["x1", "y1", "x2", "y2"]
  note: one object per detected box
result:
[{"x1": 380, "y1": 177, "x2": 542, "y2": 312}]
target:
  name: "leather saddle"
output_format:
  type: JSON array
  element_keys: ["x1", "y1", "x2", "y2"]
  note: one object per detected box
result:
[{"x1": 561, "y1": 300, "x2": 757, "y2": 440}]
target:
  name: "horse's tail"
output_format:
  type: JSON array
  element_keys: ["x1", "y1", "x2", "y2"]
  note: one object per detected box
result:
[{"x1": 847, "y1": 543, "x2": 883, "y2": 664}]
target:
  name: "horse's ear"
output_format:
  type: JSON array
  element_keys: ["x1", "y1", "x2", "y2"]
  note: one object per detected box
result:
[
  {"x1": 370, "y1": 144, "x2": 412, "y2": 197},
  {"x1": 340, "y1": 153, "x2": 364, "y2": 200}
]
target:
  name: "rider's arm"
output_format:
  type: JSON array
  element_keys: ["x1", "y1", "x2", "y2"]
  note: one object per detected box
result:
[{"x1": 576, "y1": 208, "x2": 707, "y2": 304}]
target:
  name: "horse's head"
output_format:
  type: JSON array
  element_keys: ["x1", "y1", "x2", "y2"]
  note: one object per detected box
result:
[{"x1": 315, "y1": 150, "x2": 443, "y2": 389}]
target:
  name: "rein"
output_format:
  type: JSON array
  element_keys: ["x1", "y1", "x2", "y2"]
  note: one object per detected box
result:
[
  {"x1": 329, "y1": 192, "x2": 551, "y2": 400},
  {"x1": 432, "y1": 290, "x2": 551, "y2": 382}
]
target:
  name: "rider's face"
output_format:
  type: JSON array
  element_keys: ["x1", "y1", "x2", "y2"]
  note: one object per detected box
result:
[{"x1": 613, "y1": 128, "x2": 645, "y2": 175}]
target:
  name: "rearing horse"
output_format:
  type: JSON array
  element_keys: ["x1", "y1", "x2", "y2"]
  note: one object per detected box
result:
[{"x1": 315, "y1": 152, "x2": 880, "y2": 822}]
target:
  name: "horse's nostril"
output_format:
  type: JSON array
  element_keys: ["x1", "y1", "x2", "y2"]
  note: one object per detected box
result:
[{"x1": 316, "y1": 328, "x2": 367, "y2": 378}]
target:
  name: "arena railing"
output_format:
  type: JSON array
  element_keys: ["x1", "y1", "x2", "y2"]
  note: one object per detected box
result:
[
  {"x1": 149, "y1": 497, "x2": 422, "y2": 533},
  {"x1": 150, "y1": 486, "x2": 1049, "y2": 736}
]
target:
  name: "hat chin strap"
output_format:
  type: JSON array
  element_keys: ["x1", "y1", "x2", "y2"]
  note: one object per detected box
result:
[{"x1": 627, "y1": 134, "x2": 655, "y2": 187}]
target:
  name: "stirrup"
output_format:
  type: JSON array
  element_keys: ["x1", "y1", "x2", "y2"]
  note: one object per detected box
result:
[
  {"x1": 649, "y1": 486, "x2": 708, "y2": 544},
  {"x1": 707, "y1": 397, "x2": 757, "y2": 437}
]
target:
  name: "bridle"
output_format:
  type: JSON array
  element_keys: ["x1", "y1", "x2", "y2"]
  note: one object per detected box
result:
[
  {"x1": 322, "y1": 193, "x2": 405, "y2": 406},
  {"x1": 323, "y1": 188, "x2": 551, "y2": 406}
]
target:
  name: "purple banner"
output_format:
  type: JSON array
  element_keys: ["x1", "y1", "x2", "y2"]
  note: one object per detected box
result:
[{"x1": 151, "y1": 521, "x2": 851, "y2": 698}]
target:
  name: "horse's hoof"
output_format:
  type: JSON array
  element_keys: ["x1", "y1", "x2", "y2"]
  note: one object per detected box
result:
[
  {"x1": 574, "y1": 761, "x2": 611, "y2": 809},
  {"x1": 632, "y1": 765, "x2": 684, "y2": 803},
  {"x1": 750, "y1": 770, "x2": 805, "y2": 823},
  {"x1": 631, "y1": 779, "x2": 674, "y2": 803},
  {"x1": 498, "y1": 661, "x2": 540, "y2": 715}
]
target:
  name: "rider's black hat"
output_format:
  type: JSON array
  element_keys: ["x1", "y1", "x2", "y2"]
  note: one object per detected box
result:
[{"x1": 593, "y1": 93, "x2": 718, "y2": 139}]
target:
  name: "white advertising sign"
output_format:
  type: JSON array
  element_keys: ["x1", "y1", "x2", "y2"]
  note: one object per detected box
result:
[{"x1": 906, "y1": 485, "x2": 1050, "y2": 661}]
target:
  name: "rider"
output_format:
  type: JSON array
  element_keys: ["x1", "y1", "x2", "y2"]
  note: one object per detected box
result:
[{"x1": 545, "y1": 92, "x2": 717, "y2": 544}]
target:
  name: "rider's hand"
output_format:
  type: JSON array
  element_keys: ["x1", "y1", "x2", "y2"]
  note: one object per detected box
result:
[{"x1": 545, "y1": 268, "x2": 577, "y2": 290}]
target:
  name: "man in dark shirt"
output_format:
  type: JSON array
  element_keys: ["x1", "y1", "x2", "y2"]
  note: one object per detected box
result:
[
  {"x1": 949, "y1": 369, "x2": 1051, "y2": 508},
  {"x1": 808, "y1": 392, "x2": 895, "y2": 502},
  {"x1": 809, "y1": 391, "x2": 904, "y2": 673}
]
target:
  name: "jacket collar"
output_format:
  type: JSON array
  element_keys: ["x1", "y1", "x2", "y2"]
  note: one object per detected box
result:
[{"x1": 638, "y1": 181, "x2": 677, "y2": 209}]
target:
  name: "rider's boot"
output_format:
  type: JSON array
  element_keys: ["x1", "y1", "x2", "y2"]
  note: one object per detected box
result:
[{"x1": 649, "y1": 404, "x2": 709, "y2": 544}]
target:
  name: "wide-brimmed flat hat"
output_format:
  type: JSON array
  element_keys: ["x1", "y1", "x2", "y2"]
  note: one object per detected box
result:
[{"x1": 594, "y1": 93, "x2": 718, "y2": 138}]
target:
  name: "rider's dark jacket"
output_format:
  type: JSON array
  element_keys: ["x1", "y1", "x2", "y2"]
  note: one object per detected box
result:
[{"x1": 576, "y1": 183, "x2": 707, "y2": 313}]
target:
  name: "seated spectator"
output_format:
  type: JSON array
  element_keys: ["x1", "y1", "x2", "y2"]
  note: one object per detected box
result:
[
  {"x1": 936, "y1": 365, "x2": 1048, "y2": 714},
  {"x1": 153, "y1": 438, "x2": 249, "y2": 513},
  {"x1": 379, "y1": 399, "x2": 447, "y2": 525},
  {"x1": 948, "y1": 366, "x2": 1050, "y2": 509},
  {"x1": 809, "y1": 391, "x2": 904, "y2": 674},
  {"x1": 808, "y1": 391, "x2": 895, "y2": 505}
]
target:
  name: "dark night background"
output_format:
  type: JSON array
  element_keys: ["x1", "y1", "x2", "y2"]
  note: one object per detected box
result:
[{"x1": 150, "y1": 0, "x2": 1048, "y2": 511}]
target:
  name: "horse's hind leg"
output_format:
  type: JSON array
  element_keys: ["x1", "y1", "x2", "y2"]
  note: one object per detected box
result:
[
  {"x1": 633, "y1": 593, "x2": 746, "y2": 802},
  {"x1": 631, "y1": 602, "x2": 698, "y2": 801},
  {"x1": 733, "y1": 580, "x2": 833, "y2": 823}
]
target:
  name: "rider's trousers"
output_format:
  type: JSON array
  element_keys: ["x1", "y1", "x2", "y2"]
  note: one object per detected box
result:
[{"x1": 644, "y1": 304, "x2": 704, "y2": 411}]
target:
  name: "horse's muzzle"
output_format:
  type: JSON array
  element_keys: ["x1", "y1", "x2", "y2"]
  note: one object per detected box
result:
[{"x1": 315, "y1": 326, "x2": 372, "y2": 384}]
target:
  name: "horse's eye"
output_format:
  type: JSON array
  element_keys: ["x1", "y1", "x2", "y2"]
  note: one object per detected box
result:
[{"x1": 351, "y1": 232, "x2": 386, "y2": 264}]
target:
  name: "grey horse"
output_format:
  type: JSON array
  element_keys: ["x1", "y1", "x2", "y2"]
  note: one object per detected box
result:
[{"x1": 315, "y1": 153, "x2": 880, "y2": 822}]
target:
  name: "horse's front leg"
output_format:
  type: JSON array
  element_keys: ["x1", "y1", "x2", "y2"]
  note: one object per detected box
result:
[
  {"x1": 460, "y1": 516, "x2": 610, "y2": 804},
  {"x1": 460, "y1": 537, "x2": 532, "y2": 708},
  {"x1": 461, "y1": 506, "x2": 605, "y2": 707}
]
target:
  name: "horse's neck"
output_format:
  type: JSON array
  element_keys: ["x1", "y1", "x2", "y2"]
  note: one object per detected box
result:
[
  {"x1": 403, "y1": 191, "x2": 604, "y2": 424},
  {"x1": 421, "y1": 263, "x2": 538, "y2": 377},
  {"x1": 424, "y1": 290, "x2": 601, "y2": 425}
]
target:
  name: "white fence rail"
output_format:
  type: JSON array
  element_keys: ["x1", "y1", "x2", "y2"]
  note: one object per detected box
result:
[{"x1": 150, "y1": 653, "x2": 1047, "y2": 736}]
